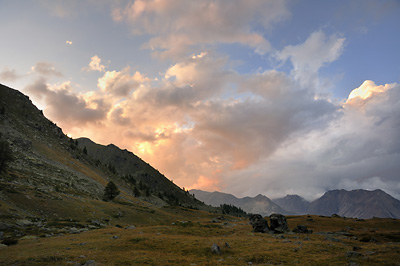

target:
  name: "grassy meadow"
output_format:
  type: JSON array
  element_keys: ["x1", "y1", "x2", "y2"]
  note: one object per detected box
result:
[{"x1": 1, "y1": 211, "x2": 400, "y2": 266}]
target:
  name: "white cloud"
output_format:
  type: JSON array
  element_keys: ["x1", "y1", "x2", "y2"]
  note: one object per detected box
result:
[
  {"x1": 83, "y1": 55, "x2": 106, "y2": 72},
  {"x1": 66, "y1": 40, "x2": 73, "y2": 45},
  {"x1": 276, "y1": 30, "x2": 345, "y2": 87}
]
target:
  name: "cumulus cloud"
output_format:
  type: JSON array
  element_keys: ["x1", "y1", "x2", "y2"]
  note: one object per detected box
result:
[
  {"x1": 30, "y1": 62, "x2": 63, "y2": 77},
  {"x1": 83, "y1": 55, "x2": 106, "y2": 72},
  {"x1": 223, "y1": 80, "x2": 400, "y2": 200},
  {"x1": 97, "y1": 66, "x2": 149, "y2": 97},
  {"x1": 112, "y1": 0, "x2": 290, "y2": 58},
  {"x1": 0, "y1": 67, "x2": 20, "y2": 82}
]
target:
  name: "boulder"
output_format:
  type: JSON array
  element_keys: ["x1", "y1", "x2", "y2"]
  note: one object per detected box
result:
[
  {"x1": 211, "y1": 243, "x2": 221, "y2": 254},
  {"x1": 249, "y1": 214, "x2": 270, "y2": 233},
  {"x1": 125, "y1": 225, "x2": 136, "y2": 230},
  {"x1": 269, "y1": 213, "x2": 289, "y2": 233},
  {"x1": 293, "y1": 225, "x2": 313, "y2": 234}
]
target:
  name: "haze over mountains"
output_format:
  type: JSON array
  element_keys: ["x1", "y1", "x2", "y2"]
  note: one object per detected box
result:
[{"x1": 191, "y1": 189, "x2": 400, "y2": 219}]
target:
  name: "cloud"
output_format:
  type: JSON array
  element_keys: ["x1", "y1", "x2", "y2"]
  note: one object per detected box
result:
[
  {"x1": 25, "y1": 78, "x2": 110, "y2": 129},
  {"x1": 112, "y1": 0, "x2": 290, "y2": 58},
  {"x1": 30, "y1": 62, "x2": 63, "y2": 77},
  {"x1": 66, "y1": 40, "x2": 73, "y2": 45},
  {"x1": 222, "y1": 80, "x2": 400, "y2": 200},
  {"x1": 276, "y1": 30, "x2": 345, "y2": 87},
  {"x1": 83, "y1": 55, "x2": 106, "y2": 72},
  {"x1": 97, "y1": 66, "x2": 149, "y2": 97},
  {"x1": 346, "y1": 80, "x2": 395, "y2": 103},
  {"x1": 0, "y1": 67, "x2": 20, "y2": 82}
]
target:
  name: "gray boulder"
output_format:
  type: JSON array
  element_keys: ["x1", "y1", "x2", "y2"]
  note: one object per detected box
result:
[
  {"x1": 269, "y1": 213, "x2": 289, "y2": 233},
  {"x1": 249, "y1": 214, "x2": 270, "y2": 233},
  {"x1": 211, "y1": 243, "x2": 221, "y2": 254}
]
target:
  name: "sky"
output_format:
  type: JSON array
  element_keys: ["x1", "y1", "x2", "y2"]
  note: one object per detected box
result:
[{"x1": 1, "y1": 0, "x2": 400, "y2": 201}]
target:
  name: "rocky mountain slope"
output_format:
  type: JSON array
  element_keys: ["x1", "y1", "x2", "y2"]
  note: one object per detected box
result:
[
  {"x1": 307, "y1": 189, "x2": 400, "y2": 219},
  {"x1": 190, "y1": 189, "x2": 286, "y2": 216},
  {"x1": 0, "y1": 83, "x2": 206, "y2": 226},
  {"x1": 272, "y1": 195, "x2": 310, "y2": 215}
]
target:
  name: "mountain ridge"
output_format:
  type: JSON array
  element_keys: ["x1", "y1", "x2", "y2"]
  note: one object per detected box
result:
[
  {"x1": 190, "y1": 189, "x2": 287, "y2": 216},
  {"x1": 192, "y1": 188, "x2": 400, "y2": 219}
]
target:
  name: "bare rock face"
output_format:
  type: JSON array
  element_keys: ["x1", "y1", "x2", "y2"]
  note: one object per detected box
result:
[
  {"x1": 269, "y1": 213, "x2": 289, "y2": 233},
  {"x1": 249, "y1": 214, "x2": 270, "y2": 233}
]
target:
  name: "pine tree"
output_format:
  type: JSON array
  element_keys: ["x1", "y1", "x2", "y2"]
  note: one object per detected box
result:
[{"x1": 103, "y1": 181, "x2": 120, "y2": 201}]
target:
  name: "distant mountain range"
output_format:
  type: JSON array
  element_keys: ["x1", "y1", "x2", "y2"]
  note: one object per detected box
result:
[
  {"x1": 190, "y1": 190, "x2": 286, "y2": 217},
  {"x1": 191, "y1": 188, "x2": 400, "y2": 219}
]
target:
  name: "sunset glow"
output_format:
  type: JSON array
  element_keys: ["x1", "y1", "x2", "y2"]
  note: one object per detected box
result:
[{"x1": 1, "y1": 0, "x2": 399, "y2": 200}]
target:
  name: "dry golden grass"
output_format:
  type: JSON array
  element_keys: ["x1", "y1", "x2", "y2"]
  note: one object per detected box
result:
[{"x1": 1, "y1": 214, "x2": 400, "y2": 266}]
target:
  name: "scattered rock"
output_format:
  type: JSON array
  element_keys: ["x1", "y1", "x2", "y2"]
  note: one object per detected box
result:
[
  {"x1": 249, "y1": 214, "x2": 270, "y2": 233},
  {"x1": 269, "y1": 213, "x2": 289, "y2": 233},
  {"x1": 69, "y1": 227, "x2": 79, "y2": 234},
  {"x1": 16, "y1": 219, "x2": 33, "y2": 227},
  {"x1": 352, "y1": 246, "x2": 362, "y2": 251},
  {"x1": 211, "y1": 243, "x2": 221, "y2": 254},
  {"x1": 346, "y1": 251, "x2": 364, "y2": 258},
  {"x1": 293, "y1": 225, "x2": 313, "y2": 234},
  {"x1": 0, "y1": 244, "x2": 7, "y2": 248},
  {"x1": 331, "y1": 214, "x2": 341, "y2": 218},
  {"x1": 83, "y1": 260, "x2": 97, "y2": 266},
  {"x1": 20, "y1": 235, "x2": 38, "y2": 240},
  {"x1": 225, "y1": 242, "x2": 230, "y2": 248},
  {"x1": 125, "y1": 225, "x2": 136, "y2": 230},
  {"x1": 112, "y1": 235, "x2": 120, "y2": 239},
  {"x1": 325, "y1": 236, "x2": 341, "y2": 242}
]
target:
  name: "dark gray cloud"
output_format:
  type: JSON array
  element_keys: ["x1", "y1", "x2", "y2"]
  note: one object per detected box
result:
[{"x1": 25, "y1": 78, "x2": 109, "y2": 126}]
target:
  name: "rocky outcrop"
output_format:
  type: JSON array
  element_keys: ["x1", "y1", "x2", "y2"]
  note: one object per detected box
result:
[
  {"x1": 249, "y1": 213, "x2": 293, "y2": 234},
  {"x1": 269, "y1": 213, "x2": 290, "y2": 233},
  {"x1": 249, "y1": 214, "x2": 270, "y2": 233}
]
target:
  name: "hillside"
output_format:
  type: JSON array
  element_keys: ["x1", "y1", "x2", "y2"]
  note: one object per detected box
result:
[
  {"x1": 308, "y1": 189, "x2": 400, "y2": 219},
  {"x1": 191, "y1": 189, "x2": 287, "y2": 216},
  {"x1": 75, "y1": 137, "x2": 198, "y2": 207},
  {"x1": 0, "y1": 83, "x2": 208, "y2": 228}
]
